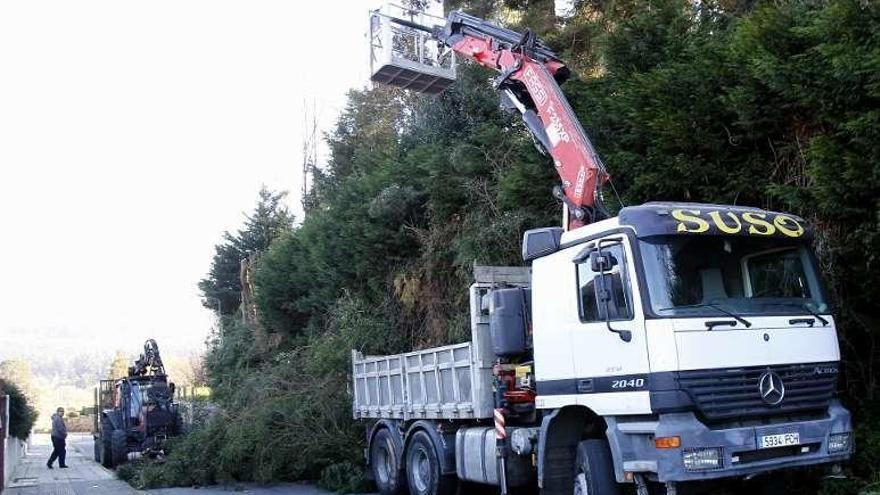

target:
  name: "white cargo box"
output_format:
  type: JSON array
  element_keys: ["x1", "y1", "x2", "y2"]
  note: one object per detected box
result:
[
  {"x1": 352, "y1": 341, "x2": 489, "y2": 420},
  {"x1": 352, "y1": 267, "x2": 530, "y2": 421},
  {"x1": 369, "y1": 4, "x2": 456, "y2": 94}
]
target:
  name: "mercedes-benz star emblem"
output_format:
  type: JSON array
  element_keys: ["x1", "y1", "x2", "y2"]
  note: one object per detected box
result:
[{"x1": 759, "y1": 371, "x2": 785, "y2": 406}]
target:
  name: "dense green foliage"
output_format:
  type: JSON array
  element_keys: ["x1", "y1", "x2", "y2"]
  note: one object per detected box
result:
[
  {"x1": 0, "y1": 379, "x2": 38, "y2": 440},
  {"x1": 132, "y1": 0, "x2": 878, "y2": 492},
  {"x1": 116, "y1": 399, "x2": 222, "y2": 488},
  {"x1": 198, "y1": 187, "x2": 294, "y2": 316}
]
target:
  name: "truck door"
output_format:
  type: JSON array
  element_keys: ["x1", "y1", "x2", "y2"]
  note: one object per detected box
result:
[{"x1": 569, "y1": 235, "x2": 652, "y2": 415}]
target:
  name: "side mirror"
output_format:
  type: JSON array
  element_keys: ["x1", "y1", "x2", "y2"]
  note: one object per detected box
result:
[
  {"x1": 593, "y1": 261, "x2": 632, "y2": 343},
  {"x1": 590, "y1": 251, "x2": 613, "y2": 272}
]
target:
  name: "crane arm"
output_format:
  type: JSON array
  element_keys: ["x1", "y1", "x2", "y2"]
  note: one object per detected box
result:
[
  {"x1": 431, "y1": 12, "x2": 610, "y2": 229},
  {"x1": 130, "y1": 338, "x2": 166, "y2": 377}
]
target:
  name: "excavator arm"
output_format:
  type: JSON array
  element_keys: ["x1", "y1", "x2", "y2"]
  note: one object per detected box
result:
[
  {"x1": 386, "y1": 11, "x2": 610, "y2": 229},
  {"x1": 130, "y1": 338, "x2": 166, "y2": 377}
]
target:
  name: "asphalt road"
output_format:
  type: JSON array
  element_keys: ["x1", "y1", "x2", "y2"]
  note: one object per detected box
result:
[
  {"x1": 4, "y1": 432, "x2": 139, "y2": 495},
  {"x1": 147, "y1": 485, "x2": 349, "y2": 495},
  {"x1": 70, "y1": 435, "x2": 374, "y2": 495},
  {"x1": 4, "y1": 433, "x2": 373, "y2": 495}
]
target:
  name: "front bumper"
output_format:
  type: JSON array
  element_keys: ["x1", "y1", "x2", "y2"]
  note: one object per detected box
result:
[{"x1": 605, "y1": 400, "x2": 853, "y2": 483}]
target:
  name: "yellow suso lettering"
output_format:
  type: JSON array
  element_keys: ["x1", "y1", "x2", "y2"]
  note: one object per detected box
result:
[
  {"x1": 743, "y1": 212, "x2": 776, "y2": 235},
  {"x1": 774, "y1": 214, "x2": 804, "y2": 237},
  {"x1": 672, "y1": 209, "x2": 710, "y2": 233},
  {"x1": 707, "y1": 211, "x2": 743, "y2": 234}
]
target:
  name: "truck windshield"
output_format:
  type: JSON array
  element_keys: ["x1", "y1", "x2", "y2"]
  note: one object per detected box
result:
[{"x1": 639, "y1": 235, "x2": 829, "y2": 318}]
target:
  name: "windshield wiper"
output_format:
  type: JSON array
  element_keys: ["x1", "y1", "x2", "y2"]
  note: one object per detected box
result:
[
  {"x1": 659, "y1": 303, "x2": 753, "y2": 328},
  {"x1": 771, "y1": 301, "x2": 829, "y2": 326}
]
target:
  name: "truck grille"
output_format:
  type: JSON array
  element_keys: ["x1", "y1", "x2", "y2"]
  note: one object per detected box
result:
[{"x1": 677, "y1": 362, "x2": 839, "y2": 422}]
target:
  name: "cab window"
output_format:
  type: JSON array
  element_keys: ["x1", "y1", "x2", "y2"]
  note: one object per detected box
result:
[{"x1": 577, "y1": 243, "x2": 633, "y2": 322}]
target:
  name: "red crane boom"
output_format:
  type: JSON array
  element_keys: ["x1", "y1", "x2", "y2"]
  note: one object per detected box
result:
[{"x1": 382, "y1": 11, "x2": 610, "y2": 230}]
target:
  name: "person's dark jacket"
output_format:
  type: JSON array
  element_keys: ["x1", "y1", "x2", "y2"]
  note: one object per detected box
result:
[{"x1": 50, "y1": 413, "x2": 67, "y2": 439}]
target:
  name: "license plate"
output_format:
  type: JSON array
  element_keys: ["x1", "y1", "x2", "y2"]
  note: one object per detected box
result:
[{"x1": 759, "y1": 432, "x2": 800, "y2": 449}]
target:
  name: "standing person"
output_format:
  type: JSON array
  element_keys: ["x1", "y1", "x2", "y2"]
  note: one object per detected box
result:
[{"x1": 46, "y1": 407, "x2": 68, "y2": 469}]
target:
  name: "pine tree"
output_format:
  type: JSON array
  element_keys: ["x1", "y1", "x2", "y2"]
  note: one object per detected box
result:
[{"x1": 199, "y1": 187, "x2": 294, "y2": 316}]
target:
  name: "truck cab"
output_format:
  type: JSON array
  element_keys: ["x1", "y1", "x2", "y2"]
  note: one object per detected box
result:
[{"x1": 527, "y1": 202, "x2": 852, "y2": 485}]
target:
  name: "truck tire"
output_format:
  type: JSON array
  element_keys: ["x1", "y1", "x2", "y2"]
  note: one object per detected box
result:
[
  {"x1": 111, "y1": 429, "x2": 128, "y2": 467},
  {"x1": 100, "y1": 424, "x2": 115, "y2": 469},
  {"x1": 405, "y1": 430, "x2": 455, "y2": 495},
  {"x1": 573, "y1": 439, "x2": 620, "y2": 495},
  {"x1": 93, "y1": 435, "x2": 101, "y2": 462},
  {"x1": 371, "y1": 427, "x2": 406, "y2": 495}
]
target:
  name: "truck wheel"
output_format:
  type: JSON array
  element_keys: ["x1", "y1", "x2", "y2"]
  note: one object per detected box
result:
[
  {"x1": 573, "y1": 439, "x2": 620, "y2": 495},
  {"x1": 100, "y1": 425, "x2": 115, "y2": 468},
  {"x1": 111, "y1": 429, "x2": 128, "y2": 466},
  {"x1": 93, "y1": 435, "x2": 101, "y2": 462},
  {"x1": 405, "y1": 430, "x2": 455, "y2": 495},
  {"x1": 371, "y1": 428, "x2": 406, "y2": 495}
]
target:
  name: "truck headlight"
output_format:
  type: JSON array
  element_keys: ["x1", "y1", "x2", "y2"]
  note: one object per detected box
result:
[
  {"x1": 828, "y1": 433, "x2": 853, "y2": 454},
  {"x1": 682, "y1": 447, "x2": 723, "y2": 471}
]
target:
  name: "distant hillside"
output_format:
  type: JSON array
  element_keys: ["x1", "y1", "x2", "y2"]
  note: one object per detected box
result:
[{"x1": 0, "y1": 335, "x2": 204, "y2": 431}]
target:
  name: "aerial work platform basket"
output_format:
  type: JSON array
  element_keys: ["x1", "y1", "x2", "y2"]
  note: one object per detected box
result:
[{"x1": 369, "y1": 4, "x2": 456, "y2": 94}]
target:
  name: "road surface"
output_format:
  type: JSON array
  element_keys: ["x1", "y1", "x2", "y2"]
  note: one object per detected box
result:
[
  {"x1": 4, "y1": 432, "x2": 139, "y2": 494},
  {"x1": 4, "y1": 433, "x2": 372, "y2": 495}
]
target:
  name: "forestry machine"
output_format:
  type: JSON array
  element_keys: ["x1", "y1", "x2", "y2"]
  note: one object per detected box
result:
[{"x1": 93, "y1": 339, "x2": 182, "y2": 468}]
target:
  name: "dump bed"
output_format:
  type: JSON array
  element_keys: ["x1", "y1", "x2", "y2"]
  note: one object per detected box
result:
[
  {"x1": 352, "y1": 266, "x2": 529, "y2": 420},
  {"x1": 352, "y1": 341, "x2": 488, "y2": 419}
]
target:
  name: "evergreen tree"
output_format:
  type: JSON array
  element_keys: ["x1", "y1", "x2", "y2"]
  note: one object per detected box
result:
[
  {"x1": 0, "y1": 380, "x2": 37, "y2": 441},
  {"x1": 199, "y1": 187, "x2": 294, "y2": 316}
]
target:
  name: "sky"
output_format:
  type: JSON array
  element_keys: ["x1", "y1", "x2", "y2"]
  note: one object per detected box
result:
[{"x1": 0, "y1": 0, "x2": 444, "y2": 357}]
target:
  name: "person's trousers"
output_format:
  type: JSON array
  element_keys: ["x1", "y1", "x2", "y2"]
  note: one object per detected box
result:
[{"x1": 47, "y1": 436, "x2": 66, "y2": 467}]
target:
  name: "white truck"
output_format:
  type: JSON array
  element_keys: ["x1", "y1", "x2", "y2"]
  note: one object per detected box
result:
[{"x1": 353, "y1": 7, "x2": 853, "y2": 495}]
